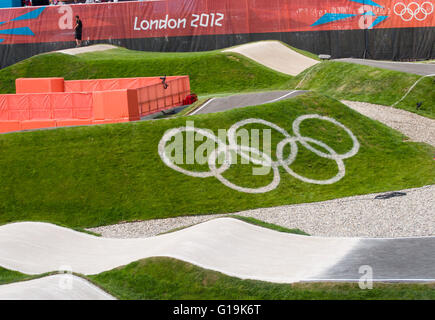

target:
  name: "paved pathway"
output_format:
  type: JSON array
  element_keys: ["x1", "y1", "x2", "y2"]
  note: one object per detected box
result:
[
  {"x1": 1, "y1": 219, "x2": 434, "y2": 284},
  {"x1": 223, "y1": 41, "x2": 319, "y2": 76},
  {"x1": 335, "y1": 58, "x2": 435, "y2": 76},
  {"x1": 0, "y1": 274, "x2": 115, "y2": 300},
  {"x1": 190, "y1": 90, "x2": 306, "y2": 115}
]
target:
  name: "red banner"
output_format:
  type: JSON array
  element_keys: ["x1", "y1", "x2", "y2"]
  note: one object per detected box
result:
[{"x1": 0, "y1": 0, "x2": 434, "y2": 45}]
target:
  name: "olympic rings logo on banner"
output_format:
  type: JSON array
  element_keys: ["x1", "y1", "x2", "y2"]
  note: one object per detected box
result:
[
  {"x1": 158, "y1": 115, "x2": 360, "y2": 194},
  {"x1": 393, "y1": 2, "x2": 434, "y2": 21}
]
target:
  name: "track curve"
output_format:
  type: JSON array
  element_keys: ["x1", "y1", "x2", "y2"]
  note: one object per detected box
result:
[
  {"x1": 190, "y1": 90, "x2": 306, "y2": 115},
  {"x1": 0, "y1": 219, "x2": 434, "y2": 283}
]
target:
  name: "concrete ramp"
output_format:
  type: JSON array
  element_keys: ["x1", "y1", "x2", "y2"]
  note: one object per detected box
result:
[
  {"x1": 1, "y1": 218, "x2": 434, "y2": 284},
  {"x1": 0, "y1": 219, "x2": 358, "y2": 283},
  {"x1": 57, "y1": 44, "x2": 117, "y2": 56},
  {"x1": 223, "y1": 41, "x2": 319, "y2": 76},
  {"x1": 0, "y1": 274, "x2": 115, "y2": 300}
]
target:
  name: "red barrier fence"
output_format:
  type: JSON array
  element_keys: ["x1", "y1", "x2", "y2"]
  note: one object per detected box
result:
[
  {"x1": 0, "y1": 76, "x2": 190, "y2": 133},
  {"x1": 136, "y1": 76, "x2": 190, "y2": 117},
  {"x1": 0, "y1": 0, "x2": 434, "y2": 67},
  {"x1": 0, "y1": 0, "x2": 433, "y2": 46},
  {"x1": 63, "y1": 76, "x2": 190, "y2": 117},
  {"x1": 0, "y1": 92, "x2": 93, "y2": 132}
]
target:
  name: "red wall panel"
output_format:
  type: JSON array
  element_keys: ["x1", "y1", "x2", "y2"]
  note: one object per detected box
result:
[{"x1": 0, "y1": 1, "x2": 433, "y2": 45}]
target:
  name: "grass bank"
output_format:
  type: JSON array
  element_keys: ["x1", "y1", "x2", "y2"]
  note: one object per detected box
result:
[
  {"x1": 292, "y1": 61, "x2": 435, "y2": 118},
  {"x1": 0, "y1": 267, "x2": 35, "y2": 285},
  {"x1": 0, "y1": 47, "x2": 292, "y2": 95},
  {"x1": 90, "y1": 257, "x2": 435, "y2": 300},
  {"x1": 2, "y1": 258, "x2": 433, "y2": 299},
  {"x1": 0, "y1": 92, "x2": 433, "y2": 228},
  {"x1": 230, "y1": 216, "x2": 309, "y2": 235}
]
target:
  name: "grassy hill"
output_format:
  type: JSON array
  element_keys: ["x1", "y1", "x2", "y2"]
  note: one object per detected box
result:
[
  {"x1": 1, "y1": 44, "x2": 432, "y2": 118},
  {"x1": 90, "y1": 257, "x2": 435, "y2": 300},
  {"x1": 0, "y1": 47, "x2": 292, "y2": 95},
  {"x1": 292, "y1": 61, "x2": 435, "y2": 119},
  {"x1": 0, "y1": 92, "x2": 433, "y2": 228}
]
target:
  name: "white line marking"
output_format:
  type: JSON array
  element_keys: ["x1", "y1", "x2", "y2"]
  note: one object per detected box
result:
[
  {"x1": 392, "y1": 73, "x2": 435, "y2": 107},
  {"x1": 264, "y1": 90, "x2": 298, "y2": 104},
  {"x1": 189, "y1": 98, "x2": 215, "y2": 115},
  {"x1": 304, "y1": 279, "x2": 435, "y2": 282},
  {"x1": 190, "y1": 91, "x2": 299, "y2": 115}
]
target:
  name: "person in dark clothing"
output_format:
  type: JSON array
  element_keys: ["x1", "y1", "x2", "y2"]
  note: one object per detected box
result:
[{"x1": 74, "y1": 15, "x2": 83, "y2": 47}]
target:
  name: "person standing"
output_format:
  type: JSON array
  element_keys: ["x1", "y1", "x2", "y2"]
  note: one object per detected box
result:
[{"x1": 74, "y1": 15, "x2": 83, "y2": 47}]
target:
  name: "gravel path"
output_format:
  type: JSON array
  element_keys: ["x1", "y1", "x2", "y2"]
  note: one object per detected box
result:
[
  {"x1": 88, "y1": 185, "x2": 435, "y2": 239},
  {"x1": 341, "y1": 100, "x2": 435, "y2": 147}
]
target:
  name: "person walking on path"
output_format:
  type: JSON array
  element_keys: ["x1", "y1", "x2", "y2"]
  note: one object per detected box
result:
[{"x1": 74, "y1": 15, "x2": 83, "y2": 47}]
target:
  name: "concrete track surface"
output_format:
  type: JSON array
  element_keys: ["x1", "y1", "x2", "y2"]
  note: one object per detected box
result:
[
  {"x1": 223, "y1": 41, "x2": 319, "y2": 76},
  {"x1": 1, "y1": 219, "x2": 434, "y2": 283},
  {"x1": 57, "y1": 44, "x2": 117, "y2": 56},
  {"x1": 190, "y1": 90, "x2": 306, "y2": 115},
  {"x1": 0, "y1": 274, "x2": 115, "y2": 300},
  {"x1": 335, "y1": 58, "x2": 435, "y2": 76}
]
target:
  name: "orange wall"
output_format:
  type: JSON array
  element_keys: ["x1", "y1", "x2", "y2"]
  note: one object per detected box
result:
[{"x1": 0, "y1": 76, "x2": 190, "y2": 133}]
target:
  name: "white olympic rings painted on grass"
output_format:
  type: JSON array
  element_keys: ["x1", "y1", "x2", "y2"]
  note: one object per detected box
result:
[
  {"x1": 158, "y1": 114, "x2": 360, "y2": 193},
  {"x1": 393, "y1": 2, "x2": 433, "y2": 21}
]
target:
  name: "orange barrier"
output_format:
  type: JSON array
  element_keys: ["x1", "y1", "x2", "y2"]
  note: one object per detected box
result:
[
  {"x1": 92, "y1": 89, "x2": 140, "y2": 122},
  {"x1": 16, "y1": 78, "x2": 65, "y2": 94},
  {"x1": 0, "y1": 76, "x2": 190, "y2": 133},
  {"x1": 0, "y1": 92, "x2": 93, "y2": 133},
  {"x1": 64, "y1": 76, "x2": 190, "y2": 116},
  {"x1": 64, "y1": 77, "x2": 161, "y2": 92},
  {"x1": 137, "y1": 77, "x2": 190, "y2": 116},
  {"x1": 0, "y1": 92, "x2": 93, "y2": 122}
]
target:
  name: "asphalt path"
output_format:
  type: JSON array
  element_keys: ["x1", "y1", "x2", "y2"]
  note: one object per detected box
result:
[
  {"x1": 0, "y1": 274, "x2": 115, "y2": 300},
  {"x1": 310, "y1": 237, "x2": 435, "y2": 282},
  {"x1": 190, "y1": 90, "x2": 307, "y2": 115},
  {"x1": 335, "y1": 58, "x2": 435, "y2": 76}
]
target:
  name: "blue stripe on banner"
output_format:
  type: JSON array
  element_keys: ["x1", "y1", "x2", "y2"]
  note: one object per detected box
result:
[
  {"x1": 10, "y1": 7, "x2": 45, "y2": 22},
  {"x1": 361, "y1": 11, "x2": 376, "y2": 16},
  {"x1": 368, "y1": 16, "x2": 388, "y2": 29},
  {"x1": 0, "y1": 27, "x2": 35, "y2": 36},
  {"x1": 311, "y1": 13, "x2": 357, "y2": 26}
]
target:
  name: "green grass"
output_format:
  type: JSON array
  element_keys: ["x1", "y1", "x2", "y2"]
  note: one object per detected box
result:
[
  {"x1": 0, "y1": 267, "x2": 37, "y2": 285},
  {"x1": 2, "y1": 258, "x2": 433, "y2": 299},
  {"x1": 90, "y1": 257, "x2": 435, "y2": 300},
  {"x1": 229, "y1": 216, "x2": 309, "y2": 235},
  {"x1": 0, "y1": 47, "x2": 292, "y2": 95},
  {"x1": 0, "y1": 92, "x2": 434, "y2": 228},
  {"x1": 281, "y1": 43, "x2": 321, "y2": 61},
  {"x1": 2, "y1": 44, "x2": 432, "y2": 118},
  {"x1": 292, "y1": 61, "x2": 435, "y2": 118}
]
